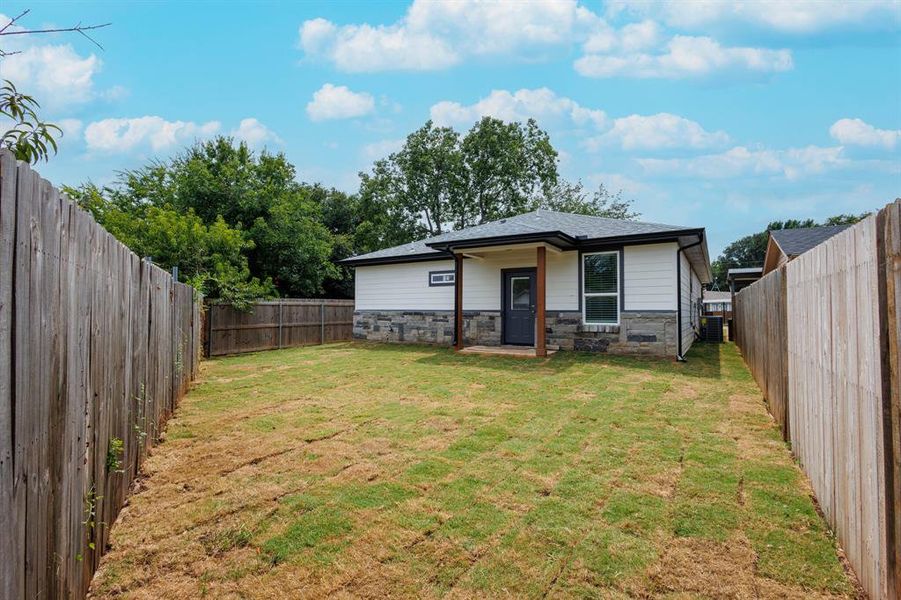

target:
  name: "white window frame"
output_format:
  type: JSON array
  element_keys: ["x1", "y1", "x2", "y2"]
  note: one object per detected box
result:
[{"x1": 582, "y1": 250, "x2": 620, "y2": 326}]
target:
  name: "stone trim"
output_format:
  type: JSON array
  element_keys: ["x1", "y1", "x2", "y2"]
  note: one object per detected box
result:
[{"x1": 354, "y1": 309, "x2": 679, "y2": 357}]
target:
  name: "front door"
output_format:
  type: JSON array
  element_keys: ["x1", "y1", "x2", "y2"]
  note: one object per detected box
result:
[{"x1": 503, "y1": 269, "x2": 536, "y2": 345}]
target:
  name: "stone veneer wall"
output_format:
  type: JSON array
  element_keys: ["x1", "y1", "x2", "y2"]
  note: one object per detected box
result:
[{"x1": 353, "y1": 310, "x2": 680, "y2": 357}]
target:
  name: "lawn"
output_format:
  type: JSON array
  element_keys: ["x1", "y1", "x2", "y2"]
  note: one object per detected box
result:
[{"x1": 91, "y1": 342, "x2": 857, "y2": 599}]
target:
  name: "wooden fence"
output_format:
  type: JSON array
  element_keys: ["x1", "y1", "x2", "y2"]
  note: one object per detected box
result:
[
  {"x1": 0, "y1": 150, "x2": 202, "y2": 599},
  {"x1": 205, "y1": 298, "x2": 354, "y2": 356},
  {"x1": 734, "y1": 201, "x2": 900, "y2": 600}
]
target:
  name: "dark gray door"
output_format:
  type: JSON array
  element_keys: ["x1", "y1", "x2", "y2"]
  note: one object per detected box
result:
[{"x1": 503, "y1": 269, "x2": 536, "y2": 345}]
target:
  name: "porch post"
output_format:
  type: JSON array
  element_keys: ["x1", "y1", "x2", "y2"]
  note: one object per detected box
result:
[
  {"x1": 454, "y1": 253, "x2": 464, "y2": 350},
  {"x1": 536, "y1": 246, "x2": 547, "y2": 357}
]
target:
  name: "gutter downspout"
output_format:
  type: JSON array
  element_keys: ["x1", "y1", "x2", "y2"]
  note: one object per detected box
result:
[
  {"x1": 446, "y1": 249, "x2": 460, "y2": 348},
  {"x1": 676, "y1": 233, "x2": 705, "y2": 362}
]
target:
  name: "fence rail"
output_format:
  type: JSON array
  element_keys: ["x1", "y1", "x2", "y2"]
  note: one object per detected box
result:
[
  {"x1": 0, "y1": 150, "x2": 202, "y2": 600},
  {"x1": 734, "y1": 200, "x2": 900, "y2": 600},
  {"x1": 205, "y1": 298, "x2": 354, "y2": 356}
]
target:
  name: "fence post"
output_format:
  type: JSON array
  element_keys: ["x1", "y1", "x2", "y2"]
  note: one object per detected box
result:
[
  {"x1": 278, "y1": 301, "x2": 283, "y2": 349},
  {"x1": 320, "y1": 301, "x2": 325, "y2": 345},
  {"x1": 877, "y1": 200, "x2": 901, "y2": 598}
]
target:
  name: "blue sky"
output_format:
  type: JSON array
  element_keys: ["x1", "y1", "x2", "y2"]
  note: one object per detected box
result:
[{"x1": 1, "y1": 1, "x2": 899, "y2": 256}]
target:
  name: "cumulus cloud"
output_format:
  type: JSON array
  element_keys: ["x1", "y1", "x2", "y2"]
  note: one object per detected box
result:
[
  {"x1": 638, "y1": 145, "x2": 846, "y2": 180},
  {"x1": 297, "y1": 2, "x2": 795, "y2": 80},
  {"x1": 430, "y1": 88, "x2": 606, "y2": 130},
  {"x1": 306, "y1": 84, "x2": 375, "y2": 121},
  {"x1": 586, "y1": 113, "x2": 729, "y2": 150},
  {"x1": 607, "y1": 0, "x2": 901, "y2": 34},
  {"x1": 0, "y1": 44, "x2": 101, "y2": 108},
  {"x1": 230, "y1": 118, "x2": 282, "y2": 148},
  {"x1": 298, "y1": 0, "x2": 601, "y2": 72},
  {"x1": 575, "y1": 35, "x2": 792, "y2": 79},
  {"x1": 84, "y1": 117, "x2": 221, "y2": 152},
  {"x1": 0, "y1": 13, "x2": 124, "y2": 109},
  {"x1": 829, "y1": 118, "x2": 900, "y2": 149}
]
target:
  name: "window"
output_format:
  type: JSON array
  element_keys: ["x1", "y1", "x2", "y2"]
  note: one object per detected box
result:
[
  {"x1": 429, "y1": 270, "x2": 455, "y2": 286},
  {"x1": 510, "y1": 276, "x2": 531, "y2": 310},
  {"x1": 582, "y1": 251, "x2": 619, "y2": 325}
]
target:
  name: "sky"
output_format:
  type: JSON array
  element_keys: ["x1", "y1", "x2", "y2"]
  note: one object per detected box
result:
[{"x1": 1, "y1": 0, "x2": 899, "y2": 257}]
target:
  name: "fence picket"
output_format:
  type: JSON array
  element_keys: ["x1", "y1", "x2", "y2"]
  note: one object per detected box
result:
[{"x1": 0, "y1": 150, "x2": 202, "y2": 599}]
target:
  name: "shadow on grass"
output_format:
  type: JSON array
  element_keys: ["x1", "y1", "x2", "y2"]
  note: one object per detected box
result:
[{"x1": 348, "y1": 340, "x2": 725, "y2": 379}]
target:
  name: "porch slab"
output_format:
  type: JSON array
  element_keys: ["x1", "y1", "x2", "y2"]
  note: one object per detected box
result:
[{"x1": 457, "y1": 345, "x2": 557, "y2": 358}]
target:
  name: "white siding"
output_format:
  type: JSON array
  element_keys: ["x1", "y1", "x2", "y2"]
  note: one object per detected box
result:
[
  {"x1": 463, "y1": 249, "x2": 578, "y2": 311},
  {"x1": 679, "y1": 253, "x2": 702, "y2": 356},
  {"x1": 623, "y1": 243, "x2": 677, "y2": 311},
  {"x1": 355, "y1": 260, "x2": 455, "y2": 311}
]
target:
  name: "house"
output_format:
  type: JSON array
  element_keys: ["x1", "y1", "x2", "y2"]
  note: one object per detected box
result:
[
  {"x1": 727, "y1": 267, "x2": 762, "y2": 294},
  {"x1": 762, "y1": 225, "x2": 851, "y2": 275},
  {"x1": 702, "y1": 290, "x2": 732, "y2": 316},
  {"x1": 341, "y1": 210, "x2": 711, "y2": 359}
]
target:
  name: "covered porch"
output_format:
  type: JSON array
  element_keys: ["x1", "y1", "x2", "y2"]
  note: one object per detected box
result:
[{"x1": 448, "y1": 242, "x2": 555, "y2": 358}]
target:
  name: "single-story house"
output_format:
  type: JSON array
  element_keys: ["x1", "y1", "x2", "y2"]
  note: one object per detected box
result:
[
  {"x1": 762, "y1": 224, "x2": 851, "y2": 275},
  {"x1": 341, "y1": 210, "x2": 711, "y2": 359},
  {"x1": 702, "y1": 290, "x2": 732, "y2": 316}
]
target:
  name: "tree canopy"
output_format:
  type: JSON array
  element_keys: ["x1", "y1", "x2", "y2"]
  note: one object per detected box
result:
[
  {"x1": 709, "y1": 213, "x2": 870, "y2": 289},
  {"x1": 65, "y1": 119, "x2": 638, "y2": 307}
]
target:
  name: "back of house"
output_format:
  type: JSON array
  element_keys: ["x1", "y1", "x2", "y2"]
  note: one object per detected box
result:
[{"x1": 342, "y1": 210, "x2": 711, "y2": 358}]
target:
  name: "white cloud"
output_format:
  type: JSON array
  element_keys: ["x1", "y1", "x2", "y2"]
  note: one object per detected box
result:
[
  {"x1": 84, "y1": 116, "x2": 221, "y2": 152},
  {"x1": 638, "y1": 145, "x2": 846, "y2": 180},
  {"x1": 829, "y1": 118, "x2": 901, "y2": 149},
  {"x1": 299, "y1": 0, "x2": 601, "y2": 72},
  {"x1": 587, "y1": 113, "x2": 729, "y2": 150},
  {"x1": 0, "y1": 44, "x2": 100, "y2": 108},
  {"x1": 575, "y1": 35, "x2": 792, "y2": 79},
  {"x1": 362, "y1": 138, "x2": 405, "y2": 160},
  {"x1": 57, "y1": 118, "x2": 83, "y2": 144},
  {"x1": 430, "y1": 88, "x2": 606, "y2": 130},
  {"x1": 306, "y1": 84, "x2": 375, "y2": 121},
  {"x1": 230, "y1": 118, "x2": 282, "y2": 148},
  {"x1": 607, "y1": 0, "x2": 901, "y2": 34}
]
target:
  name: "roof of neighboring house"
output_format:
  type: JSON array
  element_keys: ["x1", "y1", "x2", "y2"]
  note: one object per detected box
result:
[
  {"x1": 702, "y1": 291, "x2": 731, "y2": 302},
  {"x1": 769, "y1": 225, "x2": 851, "y2": 258},
  {"x1": 727, "y1": 267, "x2": 763, "y2": 278},
  {"x1": 343, "y1": 209, "x2": 711, "y2": 280}
]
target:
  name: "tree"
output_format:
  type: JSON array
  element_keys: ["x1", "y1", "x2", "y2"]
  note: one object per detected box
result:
[
  {"x1": 108, "y1": 137, "x2": 341, "y2": 298},
  {"x1": 359, "y1": 116, "x2": 560, "y2": 240},
  {"x1": 65, "y1": 183, "x2": 275, "y2": 310},
  {"x1": 1, "y1": 9, "x2": 109, "y2": 163},
  {"x1": 709, "y1": 212, "x2": 871, "y2": 289},
  {"x1": 460, "y1": 117, "x2": 557, "y2": 225},
  {"x1": 538, "y1": 180, "x2": 639, "y2": 219}
]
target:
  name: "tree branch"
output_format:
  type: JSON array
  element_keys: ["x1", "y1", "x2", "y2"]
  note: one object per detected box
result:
[{"x1": 0, "y1": 16, "x2": 112, "y2": 51}]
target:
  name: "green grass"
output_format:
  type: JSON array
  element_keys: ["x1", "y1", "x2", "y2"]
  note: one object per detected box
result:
[{"x1": 91, "y1": 342, "x2": 855, "y2": 599}]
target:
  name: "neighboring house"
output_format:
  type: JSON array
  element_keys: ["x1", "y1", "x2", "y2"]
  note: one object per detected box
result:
[
  {"x1": 762, "y1": 225, "x2": 851, "y2": 275},
  {"x1": 341, "y1": 209, "x2": 711, "y2": 359},
  {"x1": 702, "y1": 290, "x2": 732, "y2": 316},
  {"x1": 727, "y1": 267, "x2": 763, "y2": 294}
]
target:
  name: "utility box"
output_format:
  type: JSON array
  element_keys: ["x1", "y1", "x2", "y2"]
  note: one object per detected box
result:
[{"x1": 700, "y1": 315, "x2": 724, "y2": 343}]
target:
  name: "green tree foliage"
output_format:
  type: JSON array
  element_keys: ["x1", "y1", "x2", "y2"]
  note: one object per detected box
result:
[
  {"x1": 359, "y1": 117, "x2": 570, "y2": 237},
  {"x1": 1, "y1": 79, "x2": 61, "y2": 163},
  {"x1": 538, "y1": 180, "x2": 640, "y2": 219},
  {"x1": 710, "y1": 213, "x2": 871, "y2": 289},
  {"x1": 65, "y1": 182, "x2": 274, "y2": 310}
]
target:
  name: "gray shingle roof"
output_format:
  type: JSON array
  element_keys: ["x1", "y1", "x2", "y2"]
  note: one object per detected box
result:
[
  {"x1": 770, "y1": 225, "x2": 851, "y2": 258},
  {"x1": 344, "y1": 209, "x2": 696, "y2": 264}
]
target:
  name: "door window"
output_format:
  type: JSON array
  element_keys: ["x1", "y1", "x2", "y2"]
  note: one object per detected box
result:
[{"x1": 510, "y1": 276, "x2": 531, "y2": 310}]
